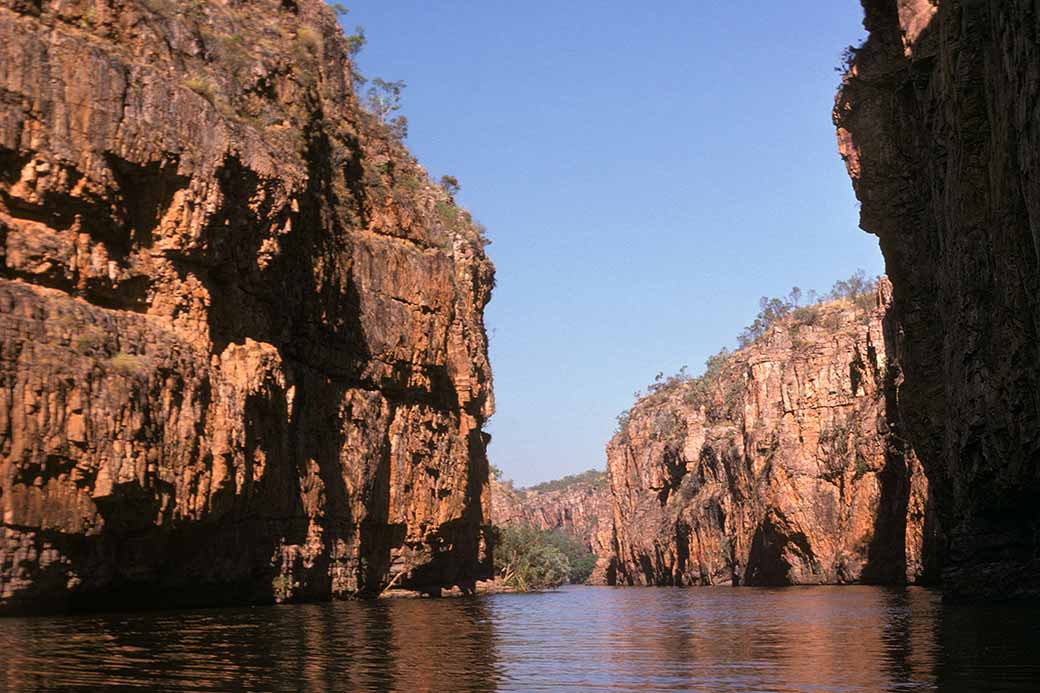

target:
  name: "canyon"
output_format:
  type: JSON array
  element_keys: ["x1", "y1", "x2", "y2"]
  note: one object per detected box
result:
[
  {"x1": 836, "y1": 0, "x2": 1040, "y2": 599},
  {"x1": 3, "y1": 0, "x2": 1038, "y2": 618},
  {"x1": 601, "y1": 284, "x2": 940, "y2": 587},
  {"x1": 0, "y1": 0, "x2": 494, "y2": 614}
]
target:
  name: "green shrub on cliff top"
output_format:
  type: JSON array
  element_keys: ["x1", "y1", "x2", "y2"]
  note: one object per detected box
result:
[
  {"x1": 617, "y1": 271, "x2": 880, "y2": 436},
  {"x1": 737, "y1": 288, "x2": 805, "y2": 348},
  {"x1": 737, "y1": 271, "x2": 878, "y2": 348}
]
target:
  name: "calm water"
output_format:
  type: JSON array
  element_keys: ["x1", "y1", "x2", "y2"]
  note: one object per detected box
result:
[{"x1": 1, "y1": 586, "x2": 1038, "y2": 691}]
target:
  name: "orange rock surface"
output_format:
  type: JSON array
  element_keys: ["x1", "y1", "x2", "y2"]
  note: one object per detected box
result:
[
  {"x1": 0, "y1": 0, "x2": 494, "y2": 613},
  {"x1": 603, "y1": 284, "x2": 940, "y2": 586}
]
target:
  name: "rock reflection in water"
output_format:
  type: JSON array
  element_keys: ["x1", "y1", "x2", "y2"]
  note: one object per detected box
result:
[
  {"x1": 0, "y1": 597, "x2": 500, "y2": 691},
  {"x1": 1, "y1": 586, "x2": 1038, "y2": 691}
]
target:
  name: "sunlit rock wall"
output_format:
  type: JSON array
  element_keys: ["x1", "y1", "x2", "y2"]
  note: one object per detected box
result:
[
  {"x1": 606, "y1": 285, "x2": 939, "y2": 586},
  {"x1": 0, "y1": 0, "x2": 494, "y2": 613}
]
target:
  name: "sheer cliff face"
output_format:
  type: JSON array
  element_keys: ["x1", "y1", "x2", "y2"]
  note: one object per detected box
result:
[
  {"x1": 606, "y1": 287, "x2": 938, "y2": 587},
  {"x1": 836, "y1": 1, "x2": 1040, "y2": 599},
  {"x1": 0, "y1": 0, "x2": 494, "y2": 613},
  {"x1": 490, "y1": 478, "x2": 612, "y2": 581}
]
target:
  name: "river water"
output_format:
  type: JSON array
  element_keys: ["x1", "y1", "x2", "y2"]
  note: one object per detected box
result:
[{"x1": 0, "y1": 585, "x2": 1037, "y2": 691}]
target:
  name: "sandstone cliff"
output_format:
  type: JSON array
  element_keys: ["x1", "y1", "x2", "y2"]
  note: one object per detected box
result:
[
  {"x1": 0, "y1": 0, "x2": 494, "y2": 613},
  {"x1": 490, "y1": 473, "x2": 612, "y2": 580},
  {"x1": 836, "y1": 0, "x2": 1040, "y2": 599},
  {"x1": 605, "y1": 284, "x2": 939, "y2": 586}
]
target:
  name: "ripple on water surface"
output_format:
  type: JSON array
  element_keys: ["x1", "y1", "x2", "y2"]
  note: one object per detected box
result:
[{"x1": 1, "y1": 586, "x2": 1038, "y2": 692}]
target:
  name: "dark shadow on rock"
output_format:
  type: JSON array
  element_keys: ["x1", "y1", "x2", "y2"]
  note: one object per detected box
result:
[
  {"x1": 841, "y1": 0, "x2": 1040, "y2": 599},
  {"x1": 861, "y1": 341, "x2": 913, "y2": 584},
  {"x1": 744, "y1": 509, "x2": 817, "y2": 586}
]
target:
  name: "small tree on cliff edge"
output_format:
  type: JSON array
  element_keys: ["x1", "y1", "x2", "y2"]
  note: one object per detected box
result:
[
  {"x1": 365, "y1": 78, "x2": 408, "y2": 139},
  {"x1": 440, "y1": 174, "x2": 461, "y2": 197}
]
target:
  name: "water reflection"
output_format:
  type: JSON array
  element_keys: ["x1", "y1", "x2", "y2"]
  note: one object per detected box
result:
[
  {"x1": 489, "y1": 587, "x2": 942, "y2": 691},
  {"x1": 0, "y1": 586, "x2": 1037, "y2": 691},
  {"x1": 0, "y1": 597, "x2": 500, "y2": 691}
]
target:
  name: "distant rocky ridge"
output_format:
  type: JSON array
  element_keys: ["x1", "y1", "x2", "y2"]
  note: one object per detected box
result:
[
  {"x1": 601, "y1": 282, "x2": 940, "y2": 586},
  {"x1": 836, "y1": 0, "x2": 1040, "y2": 599},
  {"x1": 0, "y1": 0, "x2": 493, "y2": 613},
  {"x1": 490, "y1": 472, "x2": 612, "y2": 582}
]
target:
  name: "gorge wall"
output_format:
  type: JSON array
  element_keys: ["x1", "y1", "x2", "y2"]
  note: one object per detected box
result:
[
  {"x1": 836, "y1": 0, "x2": 1040, "y2": 599},
  {"x1": 0, "y1": 0, "x2": 494, "y2": 613},
  {"x1": 605, "y1": 285, "x2": 940, "y2": 586}
]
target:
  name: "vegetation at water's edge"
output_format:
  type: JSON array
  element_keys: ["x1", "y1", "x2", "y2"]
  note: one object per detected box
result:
[{"x1": 493, "y1": 525, "x2": 597, "y2": 590}]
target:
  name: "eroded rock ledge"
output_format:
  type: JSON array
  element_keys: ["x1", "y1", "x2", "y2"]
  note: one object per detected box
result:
[
  {"x1": 0, "y1": 0, "x2": 494, "y2": 613},
  {"x1": 603, "y1": 284, "x2": 941, "y2": 587},
  {"x1": 836, "y1": 0, "x2": 1040, "y2": 599}
]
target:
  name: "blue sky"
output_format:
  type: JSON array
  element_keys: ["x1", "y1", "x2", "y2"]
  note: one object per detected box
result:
[{"x1": 340, "y1": 1, "x2": 879, "y2": 486}]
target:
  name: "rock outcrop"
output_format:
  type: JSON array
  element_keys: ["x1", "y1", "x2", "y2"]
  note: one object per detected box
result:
[
  {"x1": 490, "y1": 473, "x2": 612, "y2": 580},
  {"x1": 836, "y1": 0, "x2": 1040, "y2": 599},
  {"x1": 605, "y1": 285, "x2": 939, "y2": 586},
  {"x1": 0, "y1": 0, "x2": 494, "y2": 613}
]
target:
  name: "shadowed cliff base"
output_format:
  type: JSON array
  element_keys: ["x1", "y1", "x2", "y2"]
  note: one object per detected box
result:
[{"x1": 836, "y1": 0, "x2": 1040, "y2": 600}]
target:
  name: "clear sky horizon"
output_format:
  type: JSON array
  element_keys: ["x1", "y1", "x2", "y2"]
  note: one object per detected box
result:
[{"x1": 340, "y1": 1, "x2": 881, "y2": 487}]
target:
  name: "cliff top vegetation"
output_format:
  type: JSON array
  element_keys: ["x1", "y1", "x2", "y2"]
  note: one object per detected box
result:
[
  {"x1": 615, "y1": 270, "x2": 880, "y2": 433},
  {"x1": 525, "y1": 469, "x2": 607, "y2": 494},
  {"x1": 491, "y1": 467, "x2": 607, "y2": 494}
]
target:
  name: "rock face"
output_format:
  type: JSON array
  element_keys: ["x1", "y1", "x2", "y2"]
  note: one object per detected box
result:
[
  {"x1": 605, "y1": 286, "x2": 940, "y2": 586},
  {"x1": 490, "y1": 474, "x2": 612, "y2": 580},
  {"x1": 0, "y1": 0, "x2": 494, "y2": 613},
  {"x1": 835, "y1": 0, "x2": 1040, "y2": 599}
]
